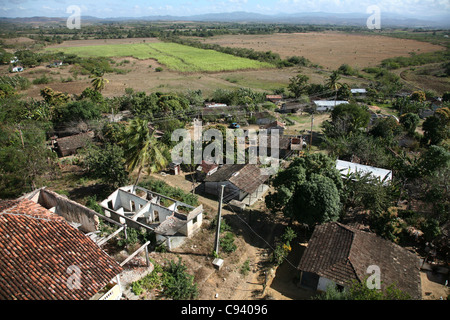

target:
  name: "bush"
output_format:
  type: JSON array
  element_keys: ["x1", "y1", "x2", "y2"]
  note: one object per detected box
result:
[
  {"x1": 155, "y1": 67, "x2": 163, "y2": 72},
  {"x1": 221, "y1": 232, "x2": 237, "y2": 253},
  {"x1": 162, "y1": 258, "x2": 198, "y2": 300},
  {"x1": 32, "y1": 74, "x2": 53, "y2": 85}
]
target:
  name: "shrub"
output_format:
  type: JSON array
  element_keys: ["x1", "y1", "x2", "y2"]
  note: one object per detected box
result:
[
  {"x1": 155, "y1": 67, "x2": 163, "y2": 72},
  {"x1": 162, "y1": 258, "x2": 198, "y2": 300},
  {"x1": 32, "y1": 74, "x2": 53, "y2": 85},
  {"x1": 221, "y1": 232, "x2": 237, "y2": 253}
]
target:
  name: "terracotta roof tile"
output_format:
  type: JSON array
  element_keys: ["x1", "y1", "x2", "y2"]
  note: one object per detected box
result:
[{"x1": 0, "y1": 199, "x2": 122, "y2": 300}]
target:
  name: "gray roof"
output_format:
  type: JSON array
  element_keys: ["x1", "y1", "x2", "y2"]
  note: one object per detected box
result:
[{"x1": 298, "y1": 222, "x2": 422, "y2": 299}]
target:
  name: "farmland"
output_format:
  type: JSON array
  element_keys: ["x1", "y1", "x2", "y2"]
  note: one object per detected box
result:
[
  {"x1": 44, "y1": 41, "x2": 274, "y2": 72},
  {"x1": 192, "y1": 32, "x2": 446, "y2": 70}
]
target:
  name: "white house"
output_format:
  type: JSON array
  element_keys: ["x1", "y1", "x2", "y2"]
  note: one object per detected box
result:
[
  {"x1": 351, "y1": 88, "x2": 367, "y2": 95},
  {"x1": 313, "y1": 100, "x2": 349, "y2": 112},
  {"x1": 11, "y1": 66, "x2": 24, "y2": 73},
  {"x1": 336, "y1": 159, "x2": 392, "y2": 183}
]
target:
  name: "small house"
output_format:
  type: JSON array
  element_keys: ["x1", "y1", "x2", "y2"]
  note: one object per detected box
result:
[
  {"x1": 203, "y1": 164, "x2": 269, "y2": 206},
  {"x1": 262, "y1": 120, "x2": 286, "y2": 135},
  {"x1": 205, "y1": 102, "x2": 227, "y2": 108},
  {"x1": 279, "y1": 102, "x2": 304, "y2": 114},
  {"x1": 169, "y1": 162, "x2": 182, "y2": 175},
  {"x1": 297, "y1": 222, "x2": 422, "y2": 299},
  {"x1": 266, "y1": 95, "x2": 283, "y2": 103},
  {"x1": 54, "y1": 131, "x2": 95, "y2": 157},
  {"x1": 313, "y1": 100, "x2": 349, "y2": 112},
  {"x1": 336, "y1": 159, "x2": 392, "y2": 184},
  {"x1": 11, "y1": 66, "x2": 24, "y2": 73},
  {"x1": 196, "y1": 160, "x2": 219, "y2": 181},
  {"x1": 351, "y1": 88, "x2": 367, "y2": 97}
]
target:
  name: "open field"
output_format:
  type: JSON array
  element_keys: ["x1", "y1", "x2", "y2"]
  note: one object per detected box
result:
[
  {"x1": 191, "y1": 32, "x2": 446, "y2": 70},
  {"x1": 44, "y1": 41, "x2": 274, "y2": 72}
]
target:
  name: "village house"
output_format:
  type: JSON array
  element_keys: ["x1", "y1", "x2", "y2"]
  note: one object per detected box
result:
[
  {"x1": 297, "y1": 222, "x2": 422, "y2": 299},
  {"x1": 351, "y1": 88, "x2": 367, "y2": 97},
  {"x1": 100, "y1": 185, "x2": 203, "y2": 250},
  {"x1": 53, "y1": 131, "x2": 95, "y2": 157},
  {"x1": 21, "y1": 187, "x2": 101, "y2": 233},
  {"x1": 196, "y1": 160, "x2": 219, "y2": 182},
  {"x1": 259, "y1": 134, "x2": 305, "y2": 159},
  {"x1": 254, "y1": 111, "x2": 276, "y2": 126},
  {"x1": 262, "y1": 120, "x2": 286, "y2": 135},
  {"x1": 266, "y1": 94, "x2": 283, "y2": 104},
  {"x1": 0, "y1": 198, "x2": 123, "y2": 300},
  {"x1": 11, "y1": 66, "x2": 23, "y2": 73},
  {"x1": 336, "y1": 159, "x2": 393, "y2": 183},
  {"x1": 313, "y1": 100, "x2": 349, "y2": 112},
  {"x1": 203, "y1": 164, "x2": 269, "y2": 206},
  {"x1": 279, "y1": 101, "x2": 304, "y2": 114}
]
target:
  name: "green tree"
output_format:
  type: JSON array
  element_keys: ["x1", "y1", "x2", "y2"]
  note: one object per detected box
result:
[
  {"x1": 293, "y1": 174, "x2": 341, "y2": 226},
  {"x1": 400, "y1": 113, "x2": 420, "y2": 136},
  {"x1": 288, "y1": 74, "x2": 309, "y2": 98},
  {"x1": 121, "y1": 118, "x2": 169, "y2": 187},
  {"x1": 323, "y1": 103, "x2": 370, "y2": 138},
  {"x1": 315, "y1": 279, "x2": 411, "y2": 300},
  {"x1": 90, "y1": 69, "x2": 109, "y2": 92},
  {"x1": 369, "y1": 116, "x2": 403, "y2": 145},
  {"x1": 422, "y1": 107, "x2": 450, "y2": 145},
  {"x1": 325, "y1": 70, "x2": 342, "y2": 105},
  {"x1": 0, "y1": 122, "x2": 58, "y2": 198},
  {"x1": 266, "y1": 153, "x2": 343, "y2": 225},
  {"x1": 81, "y1": 143, "x2": 129, "y2": 188},
  {"x1": 54, "y1": 100, "x2": 101, "y2": 124}
]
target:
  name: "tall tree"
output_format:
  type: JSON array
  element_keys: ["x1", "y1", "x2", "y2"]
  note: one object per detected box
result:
[
  {"x1": 288, "y1": 74, "x2": 309, "y2": 98},
  {"x1": 90, "y1": 69, "x2": 109, "y2": 92},
  {"x1": 121, "y1": 118, "x2": 169, "y2": 188},
  {"x1": 265, "y1": 153, "x2": 343, "y2": 225},
  {"x1": 326, "y1": 71, "x2": 342, "y2": 106}
]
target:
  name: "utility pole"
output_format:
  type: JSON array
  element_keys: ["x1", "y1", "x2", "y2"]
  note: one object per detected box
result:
[
  {"x1": 309, "y1": 114, "x2": 314, "y2": 151},
  {"x1": 214, "y1": 185, "x2": 225, "y2": 256}
]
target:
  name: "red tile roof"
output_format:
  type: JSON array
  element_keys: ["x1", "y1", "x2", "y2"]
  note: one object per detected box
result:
[{"x1": 0, "y1": 199, "x2": 122, "y2": 300}]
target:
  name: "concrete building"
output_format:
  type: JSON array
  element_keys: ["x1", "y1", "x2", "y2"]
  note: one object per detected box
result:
[{"x1": 100, "y1": 185, "x2": 203, "y2": 250}]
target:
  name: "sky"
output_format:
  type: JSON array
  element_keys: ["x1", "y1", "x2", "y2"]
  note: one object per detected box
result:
[{"x1": 1, "y1": 0, "x2": 450, "y2": 18}]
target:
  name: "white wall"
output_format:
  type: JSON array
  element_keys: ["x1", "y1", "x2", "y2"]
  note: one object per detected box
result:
[{"x1": 317, "y1": 277, "x2": 336, "y2": 292}]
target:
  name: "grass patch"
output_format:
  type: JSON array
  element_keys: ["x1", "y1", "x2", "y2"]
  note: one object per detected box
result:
[{"x1": 45, "y1": 42, "x2": 274, "y2": 73}]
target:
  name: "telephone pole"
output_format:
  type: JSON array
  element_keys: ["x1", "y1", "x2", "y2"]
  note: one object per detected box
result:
[
  {"x1": 309, "y1": 114, "x2": 314, "y2": 151},
  {"x1": 214, "y1": 185, "x2": 225, "y2": 255}
]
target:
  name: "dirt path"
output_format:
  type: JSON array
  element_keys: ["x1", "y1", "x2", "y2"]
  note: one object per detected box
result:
[{"x1": 148, "y1": 171, "x2": 308, "y2": 300}]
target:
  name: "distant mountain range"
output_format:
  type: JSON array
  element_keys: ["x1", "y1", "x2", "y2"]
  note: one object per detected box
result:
[{"x1": 1, "y1": 11, "x2": 449, "y2": 28}]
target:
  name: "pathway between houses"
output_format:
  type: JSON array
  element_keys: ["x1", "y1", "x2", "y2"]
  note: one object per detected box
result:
[{"x1": 148, "y1": 172, "x2": 312, "y2": 300}]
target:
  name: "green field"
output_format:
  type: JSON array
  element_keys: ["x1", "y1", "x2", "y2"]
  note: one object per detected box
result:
[{"x1": 45, "y1": 42, "x2": 274, "y2": 72}]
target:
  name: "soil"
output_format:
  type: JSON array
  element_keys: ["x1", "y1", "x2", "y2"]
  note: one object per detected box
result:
[
  {"x1": 195, "y1": 32, "x2": 445, "y2": 70},
  {"x1": 142, "y1": 171, "x2": 314, "y2": 300}
]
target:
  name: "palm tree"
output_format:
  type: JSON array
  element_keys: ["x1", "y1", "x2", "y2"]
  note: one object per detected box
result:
[
  {"x1": 326, "y1": 71, "x2": 342, "y2": 107},
  {"x1": 90, "y1": 69, "x2": 109, "y2": 92},
  {"x1": 122, "y1": 119, "x2": 169, "y2": 188}
]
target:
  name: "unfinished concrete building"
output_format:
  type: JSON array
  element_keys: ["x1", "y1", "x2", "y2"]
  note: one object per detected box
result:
[{"x1": 100, "y1": 185, "x2": 203, "y2": 250}]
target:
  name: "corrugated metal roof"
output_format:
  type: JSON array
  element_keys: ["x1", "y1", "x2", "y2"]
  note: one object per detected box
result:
[{"x1": 336, "y1": 159, "x2": 392, "y2": 182}]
